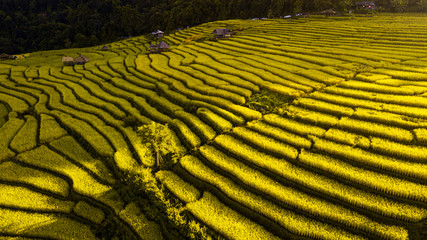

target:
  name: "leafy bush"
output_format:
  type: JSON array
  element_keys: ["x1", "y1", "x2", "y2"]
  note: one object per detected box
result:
[
  {"x1": 391, "y1": 0, "x2": 409, "y2": 12},
  {"x1": 137, "y1": 122, "x2": 186, "y2": 170},
  {"x1": 120, "y1": 166, "x2": 216, "y2": 240},
  {"x1": 245, "y1": 89, "x2": 295, "y2": 114}
]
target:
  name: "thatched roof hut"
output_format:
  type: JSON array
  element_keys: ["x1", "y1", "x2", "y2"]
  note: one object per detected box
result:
[
  {"x1": 101, "y1": 46, "x2": 109, "y2": 51},
  {"x1": 321, "y1": 9, "x2": 336, "y2": 16},
  {"x1": 152, "y1": 30, "x2": 164, "y2": 38},
  {"x1": 74, "y1": 55, "x2": 89, "y2": 64},
  {"x1": 149, "y1": 41, "x2": 170, "y2": 53},
  {"x1": 62, "y1": 57, "x2": 74, "y2": 66},
  {"x1": 0, "y1": 53, "x2": 14, "y2": 60},
  {"x1": 212, "y1": 28, "x2": 233, "y2": 38}
]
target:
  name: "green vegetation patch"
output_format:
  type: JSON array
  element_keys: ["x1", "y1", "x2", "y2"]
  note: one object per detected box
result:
[{"x1": 245, "y1": 89, "x2": 295, "y2": 115}]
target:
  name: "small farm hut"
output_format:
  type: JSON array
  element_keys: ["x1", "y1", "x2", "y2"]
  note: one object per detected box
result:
[
  {"x1": 62, "y1": 57, "x2": 75, "y2": 66},
  {"x1": 0, "y1": 53, "x2": 14, "y2": 60},
  {"x1": 212, "y1": 28, "x2": 233, "y2": 39},
  {"x1": 101, "y1": 46, "x2": 109, "y2": 51},
  {"x1": 321, "y1": 9, "x2": 336, "y2": 16},
  {"x1": 74, "y1": 55, "x2": 90, "y2": 65},
  {"x1": 149, "y1": 41, "x2": 170, "y2": 53},
  {"x1": 152, "y1": 30, "x2": 164, "y2": 38}
]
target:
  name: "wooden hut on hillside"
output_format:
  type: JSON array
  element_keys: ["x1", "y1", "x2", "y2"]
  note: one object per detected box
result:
[
  {"x1": 152, "y1": 30, "x2": 164, "y2": 38},
  {"x1": 149, "y1": 41, "x2": 170, "y2": 53},
  {"x1": 321, "y1": 9, "x2": 336, "y2": 16},
  {"x1": 101, "y1": 46, "x2": 109, "y2": 51},
  {"x1": 62, "y1": 57, "x2": 74, "y2": 66},
  {"x1": 212, "y1": 29, "x2": 233, "y2": 39},
  {"x1": 0, "y1": 53, "x2": 14, "y2": 60},
  {"x1": 74, "y1": 55, "x2": 89, "y2": 65}
]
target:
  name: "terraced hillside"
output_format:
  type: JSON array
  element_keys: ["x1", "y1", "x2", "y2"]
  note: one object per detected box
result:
[{"x1": 1, "y1": 14, "x2": 427, "y2": 240}]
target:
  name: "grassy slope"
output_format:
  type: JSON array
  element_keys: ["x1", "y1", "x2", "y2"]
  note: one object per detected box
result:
[{"x1": 0, "y1": 13, "x2": 427, "y2": 240}]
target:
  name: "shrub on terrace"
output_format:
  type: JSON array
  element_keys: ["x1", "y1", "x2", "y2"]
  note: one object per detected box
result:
[
  {"x1": 137, "y1": 122, "x2": 186, "y2": 170},
  {"x1": 245, "y1": 89, "x2": 295, "y2": 114}
]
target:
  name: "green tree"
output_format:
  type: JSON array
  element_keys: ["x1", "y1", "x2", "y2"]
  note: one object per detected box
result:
[
  {"x1": 417, "y1": 0, "x2": 427, "y2": 11},
  {"x1": 293, "y1": 0, "x2": 304, "y2": 14},
  {"x1": 314, "y1": 0, "x2": 333, "y2": 10},
  {"x1": 340, "y1": 0, "x2": 354, "y2": 12},
  {"x1": 390, "y1": 0, "x2": 409, "y2": 12},
  {"x1": 137, "y1": 122, "x2": 186, "y2": 170}
]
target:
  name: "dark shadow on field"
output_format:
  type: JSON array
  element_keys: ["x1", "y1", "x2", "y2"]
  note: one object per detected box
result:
[{"x1": 0, "y1": 102, "x2": 8, "y2": 128}]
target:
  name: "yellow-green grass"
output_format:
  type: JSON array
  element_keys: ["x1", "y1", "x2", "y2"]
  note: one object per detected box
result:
[
  {"x1": 202, "y1": 142, "x2": 427, "y2": 223},
  {"x1": 231, "y1": 127, "x2": 298, "y2": 159},
  {"x1": 324, "y1": 128, "x2": 371, "y2": 149},
  {"x1": 336, "y1": 117, "x2": 413, "y2": 143},
  {"x1": 263, "y1": 113, "x2": 326, "y2": 137},
  {"x1": 187, "y1": 191, "x2": 282, "y2": 240},
  {"x1": 325, "y1": 85, "x2": 427, "y2": 109},
  {"x1": 51, "y1": 111, "x2": 115, "y2": 157},
  {"x1": 155, "y1": 170, "x2": 200, "y2": 203},
  {"x1": 36, "y1": 78, "x2": 123, "y2": 125},
  {"x1": 294, "y1": 97, "x2": 354, "y2": 117},
  {"x1": 171, "y1": 119, "x2": 202, "y2": 149},
  {"x1": 352, "y1": 107, "x2": 427, "y2": 129},
  {"x1": 285, "y1": 105, "x2": 340, "y2": 127},
  {"x1": 9, "y1": 115, "x2": 38, "y2": 153},
  {"x1": 0, "y1": 92, "x2": 29, "y2": 114},
  {"x1": 174, "y1": 111, "x2": 216, "y2": 141},
  {"x1": 189, "y1": 62, "x2": 260, "y2": 92},
  {"x1": 0, "y1": 84, "x2": 38, "y2": 106},
  {"x1": 0, "y1": 102, "x2": 7, "y2": 127},
  {"x1": 73, "y1": 201, "x2": 105, "y2": 224},
  {"x1": 119, "y1": 202, "x2": 164, "y2": 240},
  {"x1": 0, "y1": 161, "x2": 70, "y2": 197},
  {"x1": 181, "y1": 155, "x2": 365, "y2": 240},
  {"x1": 300, "y1": 148, "x2": 427, "y2": 204},
  {"x1": 16, "y1": 146, "x2": 123, "y2": 211},
  {"x1": 0, "y1": 184, "x2": 75, "y2": 213},
  {"x1": 310, "y1": 91, "x2": 385, "y2": 110},
  {"x1": 414, "y1": 128, "x2": 427, "y2": 144},
  {"x1": 246, "y1": 120, "x2": 312, "y2": 149},
  {"x1": 0, "y1": 207, "x2": 97, "y2": 240},
  {"x1": 43, "y1": 76, "x2": 127, "y2": 119},
  {"x1": 39, "y1": 114, "x2": 68, "y2": 144},
  {"x1": 371, "y1": 137, "x2": 427, "y2": 162},
  {"x1": 339, "y1": 80, "x2": 415, "y2": 95},
  {"x1": 49, "y1": 136, "x2": 116, "y2": 185},
  {"x1": 196, "y1": 107, "x2": 233, "y2": 133},
  {"x1": 0, "y1": 117, "x2": 25, "y2": 161},
  {"x1": 312, "y1": 137, "x2": 427, "y2": 180}
]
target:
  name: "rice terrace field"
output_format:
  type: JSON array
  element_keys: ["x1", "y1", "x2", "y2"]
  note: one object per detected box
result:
[{"x1": 1, "y1": 13, "x2": 427, "y2": 240}]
